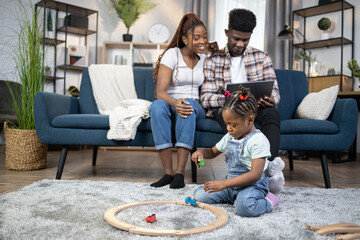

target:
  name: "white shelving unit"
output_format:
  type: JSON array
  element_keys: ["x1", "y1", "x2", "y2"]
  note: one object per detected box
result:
[{"x1": 102, "y1": 42, "x2": 168, "y2": 66}]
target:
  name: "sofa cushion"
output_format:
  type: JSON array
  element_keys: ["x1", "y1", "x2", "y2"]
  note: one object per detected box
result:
[
  {"x1": 133, "y1": 67, "x2": 156, "y2": 101},
  {"x1": 196, "y1": 118, "x2": 226, "y2": 134},
  {"x1": 281, "y1": 119, "x2": 339, "y2": 134},
  {"x1": 52, "y1": 114, "x2": 109, "y2": 129},
  {"x1": 295, "y1": 85, "x2": 338, "y2": 120},
  {"x1": 275, "y1": 70, "x2": 308, "y2": 121},
  {"x1": 79, "y1": 69, "x2": 100, "y2": 114},
  {"x1": 136, "y1": 118, "x2": 151, "y2": 132},
  {"x1": 52, "y1": 114, "x2": 152, "y2": 132}
]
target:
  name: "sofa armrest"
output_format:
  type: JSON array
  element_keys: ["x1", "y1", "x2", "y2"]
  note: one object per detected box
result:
[
  {"x1": 34, "y1": 92, "x2": 79, "y2": 144},
  {"x1": 330, "y1": 98, "x2": 358, "y2": 147}
]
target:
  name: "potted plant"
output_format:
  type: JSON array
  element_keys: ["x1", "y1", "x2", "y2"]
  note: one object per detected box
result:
[
  {"x1": 44, "y1": 65, "x2": 51, "y2": 77},
  {"x1": 317, "y1": 17, "x2": 331, "y2": 39},
  {"x1": 327, "y1": 67, "x2": 335, "y2": 75},
  {"x1": 295, "y1": 50, "x2": 317, "y2": 77},
  {"x1": 2, "y1": 3, "x2": 47, "y2": 170},
  {"x1": 347, "y1": 58, "x2": 360, "y2": 91},
  {"x1": 111, "y1": 0, "x2": 158, "y2": 42}
]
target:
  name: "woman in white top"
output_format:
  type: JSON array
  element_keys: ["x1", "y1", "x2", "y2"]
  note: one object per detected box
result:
[{"x1": 149, "y1": 13, "x2": 208, "y2": 189}]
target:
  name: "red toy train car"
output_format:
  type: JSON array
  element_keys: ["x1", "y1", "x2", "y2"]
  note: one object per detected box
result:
[{"x1": 145, "y1": 214, "x2": 156, "y2": 223}]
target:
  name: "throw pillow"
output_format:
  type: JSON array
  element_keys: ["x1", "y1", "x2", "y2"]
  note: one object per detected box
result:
[{"x1": 295, "y1": 85, "x2": 338, "y2": 120}]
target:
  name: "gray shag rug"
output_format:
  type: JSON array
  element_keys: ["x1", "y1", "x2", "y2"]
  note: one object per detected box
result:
[{"x1": 1, "y1": 179, "x2": 360, "y2": 240}]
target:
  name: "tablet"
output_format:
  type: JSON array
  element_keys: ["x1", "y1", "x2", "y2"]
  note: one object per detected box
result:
[{"x1": 226, "y1": 80, "x2": 274, "y2": 100}]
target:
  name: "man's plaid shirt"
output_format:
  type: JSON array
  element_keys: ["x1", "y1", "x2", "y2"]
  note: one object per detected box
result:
[{"x1": 200, "y1": 45, "x2": 280, "y2": 109}]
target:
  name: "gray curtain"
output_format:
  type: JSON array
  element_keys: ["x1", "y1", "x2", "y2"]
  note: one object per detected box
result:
[
  {"x1": 183, "y1": 0, "x2": 215, "y2": 41},
  {"x1": 264, "y1": 0, "x2": 292, "y2": 69}
]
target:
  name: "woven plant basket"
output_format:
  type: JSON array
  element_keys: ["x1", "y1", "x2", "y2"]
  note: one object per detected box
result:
[{"x1": 4, "y1": 122, "x2": 47, "y2": 170}]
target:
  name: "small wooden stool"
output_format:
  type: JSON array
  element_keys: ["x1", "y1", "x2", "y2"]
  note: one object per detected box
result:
[{"x1": 306, "y1": 223, "x2": 360, "y2": 240}]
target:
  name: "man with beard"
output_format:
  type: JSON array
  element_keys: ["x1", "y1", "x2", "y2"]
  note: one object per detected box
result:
[{"x1": 200, "y1": 8, "x2": 285, "y2": 194}]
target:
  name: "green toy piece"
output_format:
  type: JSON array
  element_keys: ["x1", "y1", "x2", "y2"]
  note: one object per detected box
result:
[{"x1": 198, "y1": 158, "x2": 205, "y2": 167}]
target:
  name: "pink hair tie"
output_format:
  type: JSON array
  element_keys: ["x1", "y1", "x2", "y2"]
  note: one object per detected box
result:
[{"x1": 224, "y1": 91, "x2": 230, "y2": 98}]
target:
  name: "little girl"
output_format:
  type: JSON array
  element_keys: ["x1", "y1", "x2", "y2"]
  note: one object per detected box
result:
[{"x1": 191, "y1": 86, "x2": 280, "y2": 217}]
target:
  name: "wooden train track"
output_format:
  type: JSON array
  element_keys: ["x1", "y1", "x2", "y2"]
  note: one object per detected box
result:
[
  {"x1": 104, "y1": 200, "x2": 228, "y2": 236},
  {"x1": 306, "y1": 223, "x2": 360, "y2": 240}
]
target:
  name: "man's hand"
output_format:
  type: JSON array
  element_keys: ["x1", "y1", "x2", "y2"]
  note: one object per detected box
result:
[
  {"x1": 203, "y1": 179, "x2": 227, "y2": 193},
  {"x1": 175, "y1": 98, "x2": 193, "y2": 118},
  {"x1": 258, "y1": 96, "x2": 275, "y2": 108}
]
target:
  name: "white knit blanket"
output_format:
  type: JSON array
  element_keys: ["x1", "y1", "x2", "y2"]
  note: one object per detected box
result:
[
  {"x1": 88, "y1": 64, "x2": 151, "y2": 140},
  {"x1": 106, "y1": 99, "x2": 152, "y2": 140}
]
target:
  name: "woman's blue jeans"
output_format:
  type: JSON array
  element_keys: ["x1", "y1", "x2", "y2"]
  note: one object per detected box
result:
[{"x1": 149, "y1": 98, "x2": 205, "y2": 150}]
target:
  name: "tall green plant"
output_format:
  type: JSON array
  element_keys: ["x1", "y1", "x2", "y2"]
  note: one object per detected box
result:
[
  {"x1": 111, "y1": 0, "x2": 157, "y2": 34},
  {"x1": 5, "y1": 2, "x2": 45, "y2": 130}
]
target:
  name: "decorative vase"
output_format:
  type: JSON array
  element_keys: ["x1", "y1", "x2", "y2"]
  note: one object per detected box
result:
[
  {"x1": 46, "y1": 30, "x2": 55, "y2": 39},
  {"x1": 353, "y1": 77, "x2": 360, "y2": 91},
  {"x1": 327, "y1": 68, "x2": 335, "y2": 75},
  {"x1": 123, "y1": 34, "x2": 133, "y2": 42},
  {"x1": 46, "y1": 9, "x2": 54, "y2": 39},
  {"x1": 320, "y1": 31, "x2": 329, "y2": 40},
  {"x1": 309, "y1": 61, "x2": 320, "y2": 77},
  {"x1": 4, "y1": 122, "x2": 47, "y2": 170}
]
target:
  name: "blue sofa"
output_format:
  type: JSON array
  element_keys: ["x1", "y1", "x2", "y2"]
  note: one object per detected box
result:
[{"x1": 34, "y1": 67, "x2": 357, "y2": 187}]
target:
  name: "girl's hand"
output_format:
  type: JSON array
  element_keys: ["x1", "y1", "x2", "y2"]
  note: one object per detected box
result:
[
  {"x1": 204, "y1": 180, "x2": 227, "y2": 193},
  {"x1": 175, "y1": 98, "x2": 193, "y2": 118},
  {"x1": 191, "y1": 151, "x2": 204, "y2": 163}
]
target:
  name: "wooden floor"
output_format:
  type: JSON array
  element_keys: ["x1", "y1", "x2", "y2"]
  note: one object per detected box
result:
[{"x1": 1, "y1": 146, "x2": 360, "y2": 195}]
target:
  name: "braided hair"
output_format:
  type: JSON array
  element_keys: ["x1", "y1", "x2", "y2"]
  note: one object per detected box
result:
[
  {"x1": 219, "y1": 85, "x2": 258, "y2": 118},
  {"x1": 153, "y1": 13, "x2": 205, "y2": 91}
]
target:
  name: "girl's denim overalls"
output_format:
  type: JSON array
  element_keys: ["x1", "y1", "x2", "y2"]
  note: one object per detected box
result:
[{"x1": 194, "y1": 130, "x2": 273, "y2": 217}]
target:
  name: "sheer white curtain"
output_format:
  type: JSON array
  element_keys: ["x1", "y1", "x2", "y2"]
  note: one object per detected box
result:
[{"x1": 214, "y1": 0, "x2": 267, "y2": 51}]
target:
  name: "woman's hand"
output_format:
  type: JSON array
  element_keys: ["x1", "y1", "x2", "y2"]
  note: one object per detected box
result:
[
  {"x1": 174, "y1": 98, "x2": 193, "y2": 118},
  {"x1": 204, "y1": 180, "x2": 227, "y2": 193},
  {"x1": 206, "y1": 41, "x2": 219, "y2": 53}
]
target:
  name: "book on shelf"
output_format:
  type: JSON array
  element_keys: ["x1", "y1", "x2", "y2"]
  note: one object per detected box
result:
[
  {"x1": 134, "y1": 49, "x2": 153, "y2": 64},
  {"x1": 113, "y1": 54, "x2": 127, "y2": 65}
]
